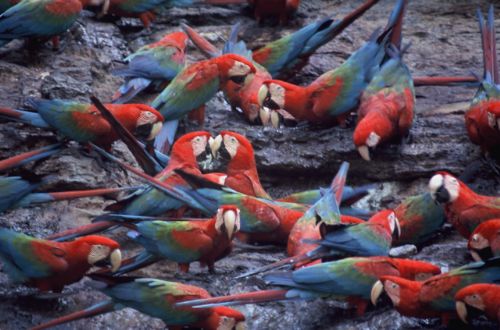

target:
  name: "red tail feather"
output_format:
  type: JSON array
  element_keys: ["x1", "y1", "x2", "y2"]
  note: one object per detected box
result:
[{"x1": 48, "y1": 187, "x2": 128, "y2": 201}]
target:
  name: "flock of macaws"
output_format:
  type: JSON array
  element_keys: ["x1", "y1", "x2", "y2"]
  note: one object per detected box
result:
[{"x1": 0, "y1": 0, "x2": 500, "y2": 329}]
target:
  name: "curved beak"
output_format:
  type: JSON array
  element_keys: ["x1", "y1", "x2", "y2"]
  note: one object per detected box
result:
[
  {"x1": 394, "y1": 217, "x2": 401, "y2": 239},
  {"x1": 259, "y1": 107, "x2": 271, "y2": 126},
  {"x1": 147, "y1": 122, "x2": 163, "y2": 140},
  {"x1": 357, "y1": 146, "x2": 371, "y2": 161},
  {"x1": 110, "y1": 249, "x2": 122, "y2": 272},
  {"x1": 470, "y1": 250, "x2": 482, "y2": 262},
  {"x1": 270, "y1": 110, "x2": 281, "y2": 128},
  {"x1": 456, "y1": 301, "x2": 468, "y2": 324},
  {"x1": 223, "y1": 210, "x2": 237, "y2": 239},
  {"x1": 257, "y1": 85, "x2": 269, "y2": 107},
  {"x1": 370, "y1": 280, "x2": 384, "y2": 306},
  {"x1": 209, "y1": 135, "x2": 223, "y2": 158},
  {"x1": 435, "y1": 186, "x2": 450, "y2": 203}
]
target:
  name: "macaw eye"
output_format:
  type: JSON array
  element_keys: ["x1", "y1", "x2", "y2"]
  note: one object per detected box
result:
[
  {"x1": 391, "y1": 283, "x2": 398, "y2": 289},
  {"x1": 230, "y1": 75, "x2": 246, "y2": 84}
]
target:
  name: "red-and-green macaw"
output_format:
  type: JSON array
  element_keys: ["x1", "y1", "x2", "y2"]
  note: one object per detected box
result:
[
  {"x1": 0, "y1": 99, "x2": 164, "y2": 150},
  {"x1": 429, "y1": 171, "x2": 500, "y2": 238},
  {"x1": 256, "y1": 0, "x2": 407, "y2": 127},
  {"x1": 150, "y1": 54, "x2": 256, "y2": 150},
  {"x1": 32, "y1": 274, "x2": 245, "y2": 330},
  {"x1": 0, "y1": 0, "x2": 93, "y2": 49},
  {"x1": 393, "y1": 192, "x2": 446, "y2": 246},
  {"x1": 353, "y1": 2, "x2": 415, "y2": 161},
  {"x1": 0, "y1": 228, "x2": 121, "y2": 292},
  {"x1": 371, "y1": 257, "x2": 500, "y2": 325},
  {"x1": 465, "y1": 6, "x2": 500, "y2": 158},
  {"x1": 96, "y1": 205, "x2": 240, "y2": 274},
  {"x1": 112, "y1": 31, "x2": 188, "y2": 104},
  {"x1": 178, "y1": 257, "x2": 440, "y2": 317},
  {"x1": 468, "y1": 219, "x2": 500, "y2": 262},
  {"x1": 455, "y1": 283, "x2": 500, "y2": 324}
]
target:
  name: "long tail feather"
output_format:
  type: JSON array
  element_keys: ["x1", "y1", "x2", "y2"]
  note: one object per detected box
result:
[
  {"x1": 31, "y1": 301, "x2": 115, "y2": 330},
  {"x1": 0, "y1": 144, "x2": 61, "y2": 172},
  {"x1": 331, "y1": 162, "x2": 349, "y2": 205},
  {"x1": 112, "y1": 78, "x2": 152, "y2": 104},
  {"x1": 48, "y1": 187, "x2": 137, "y2": 201},
  {"x1": 236, "y1": 253, "x2": 315, "y2": 279},
  {"x1": 46, "y1": 221, "x2": 117, "y2": 241},
  {"x1": 176, "y1": 289, "x2": 289, "y2": 308},
  {"x1": 181, "y1": 23, "x2": 221, "y2": 58},
  {"x1": 111, "y1": 252, "x2": 160, "y2": 276},
  {"x1": 478, "y1": 6, "x2": 498, "y2": 83},
  {"x1": 90, "y1": 96, "x2": 161, "y2": 176},
  {"x1": 0, "y1": 107, "x2": 49, "y2": 128},
  {"x1": 413, "y1": 76, "x2": 479, "y2": 87},
  {"x1": 154, "y1": 119, "x2": 179, "y2": 153}
]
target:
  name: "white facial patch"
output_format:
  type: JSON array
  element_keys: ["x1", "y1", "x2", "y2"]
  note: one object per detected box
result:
[
  {"x1": 269, "y1": 83, "x2": 286, "y2": 108},
  {"x1": 87, "y1": 244, "x2": 111, "y2": 265},
  {"x1": 464, "y1": 294, "x2": 485, "y2": 311},
  {"x1": 443, "y1": 174, "x2": 460, "y2": 202},
  {"x1": 366, "y1": 132, "x2": 381, "y2": 148},
  {"x1": 385, "y1": 280, "x2": 401, "y2": 306},
  {"x1": 191, "y1": 135, "x2": 208, "y2": 157},
  {"x1": 215, "y1": 208, "x2": 224, "y2": 233},
  {"x1": 228, "y1": 62, "x2": 251, "y2": 77},
  {"x1": 223, "y1": 134, "x2": 240, "y2": 158},
  {"x1": 217, "y1": 316, "x2": 236, "y2": 330},
  {"x1": 429, "y1": 174, "x2": 444, "y2": 194},
  {"x1": 469, "y1": 234, "x2": 489, "y2": 249},
  {"x1": 137, "y1": 111, "x2": 157, "y2": 126}
]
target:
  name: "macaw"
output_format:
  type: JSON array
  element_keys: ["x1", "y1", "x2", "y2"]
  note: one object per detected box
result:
[
  {"x1": 353, "y1": 5, "x2": 415, "y2": 161},
  {"x1": 0, "y1": 99, "x2": 164, "y2": 150},
  {"x1": 304, "y1": 209, "x2": 401, "y2": 261},
  {"x1": 256, "y1": 0, "x2": 407, "y2": 127},
  {"x1": 468, "y1": 219, "x2": 500, "y2": 261},
  {"x1": 465, "y1": 6, "x2": 500, "y2": 158},
  {"x1": 0, "y1": 0, "x2": 97, "y2": 49},
  {"x1": 151, "y1": 53, "x2": 256, "y2": 150},
  {"x1": 0, "y1": 143, "x2": 61, "y2": 172},
  {"x1": 173, "y1": 169, "x2": 307, "y2": 245},
  {"x1": 178, "y1": 257, "x2": 440, "y2": 317},
  {"x1": 455, "y1": 283, "x2": 500, "y2": 324},
  {"x1": 0, "y1": 176, "x2": 134, "y2": 213},
  {"x1": 209, "y1": 131, "x2": 271, "y2": 199},
  {"x1": 429, "y1": 171, "x2": 500, "y2": 238},
  {"x1": 393, "y1": 192, "x2": 446, "y2": 246},
  {"x1": 32, "y1": 274, "x2": 245, "y2": 330},
  {"x1": 182, "y1": 22, "x2": 277, "y2": 126},
  {"x1": 371, "y1": 258, "x2": 500, "y2": 325},
  {"x1": 0, "y1": 228, "x2": 121, "y2": 292},
  {"x1": 112, "y1": 31, "x2": 188, "y2": 104},
  {"x1": 95, "y1": 205, "x2": 240, "y2": 274},
  {"x1": 0, "y1": 0, "x2": 18, "y2": 13}
]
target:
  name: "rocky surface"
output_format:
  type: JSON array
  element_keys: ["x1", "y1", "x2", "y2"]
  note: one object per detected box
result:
[{"x1": 0, "y1": 0, "x2": 500, "y2": 329}]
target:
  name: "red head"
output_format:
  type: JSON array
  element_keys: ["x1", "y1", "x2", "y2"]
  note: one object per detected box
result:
[
  {"x1": 389, "y1": 258, "x2": 442, "y2": 281},
  {"x1": 257, "y1": 79, "x2": 310, "y2": 123},
  {"x1": 209, "y1": 131, "x2": 256, "y2": 173},
  {"x1": 166, "y1": 131, "x2": 213, "y2": 171},
  {"x1": 353, "y1": 111, "x2": 393, "y2": 161},
  {"x1": 70, "y1": 235, "x2": 122, "y2": 272},
  {"x1": 368, "y1": 209, "x2": 401, "y2": 239},
  {"x1": 455, "y1": 283, "x2": 500, "y2": 323},
  {"x1": 214, "y1": 54, "x2": 256, "y2": 86},
  {"x1": 215, "y1": 205, "x2": 241, "y2": 239},
  {"x1": 212, "y1": 306, "x2": 245, "y2": 330},
  {"x1": 428, "y1": 171, "x2": 475, "y2": 205},
  {"x1": 468, "y1": 219, "x2": 500, "y2": 261},
  {"x1": 371, "y1": 275, "x2": 426, "y2": 317},
  {"x1": 120, "y1": 104, "x2": 164, "y2": 141}
]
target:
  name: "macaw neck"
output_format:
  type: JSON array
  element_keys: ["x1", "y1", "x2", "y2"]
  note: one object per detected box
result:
[
  {"x1": 228, "y1": 152, "x2": 258, "y2": 176},
  {"x1": 63, "y1": 240, "x2": 92, "y2": 266},
  {"x1": 449, "y1": 184, "x2": 488, "y2": 212},
  {"x1": 281, "y1": 84, "x2": 312, "y2": 121}
]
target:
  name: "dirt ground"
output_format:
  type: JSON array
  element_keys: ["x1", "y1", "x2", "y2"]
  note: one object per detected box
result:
[{"x1": 0, "y1": 0, "x2": 499, "y2": 329}]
